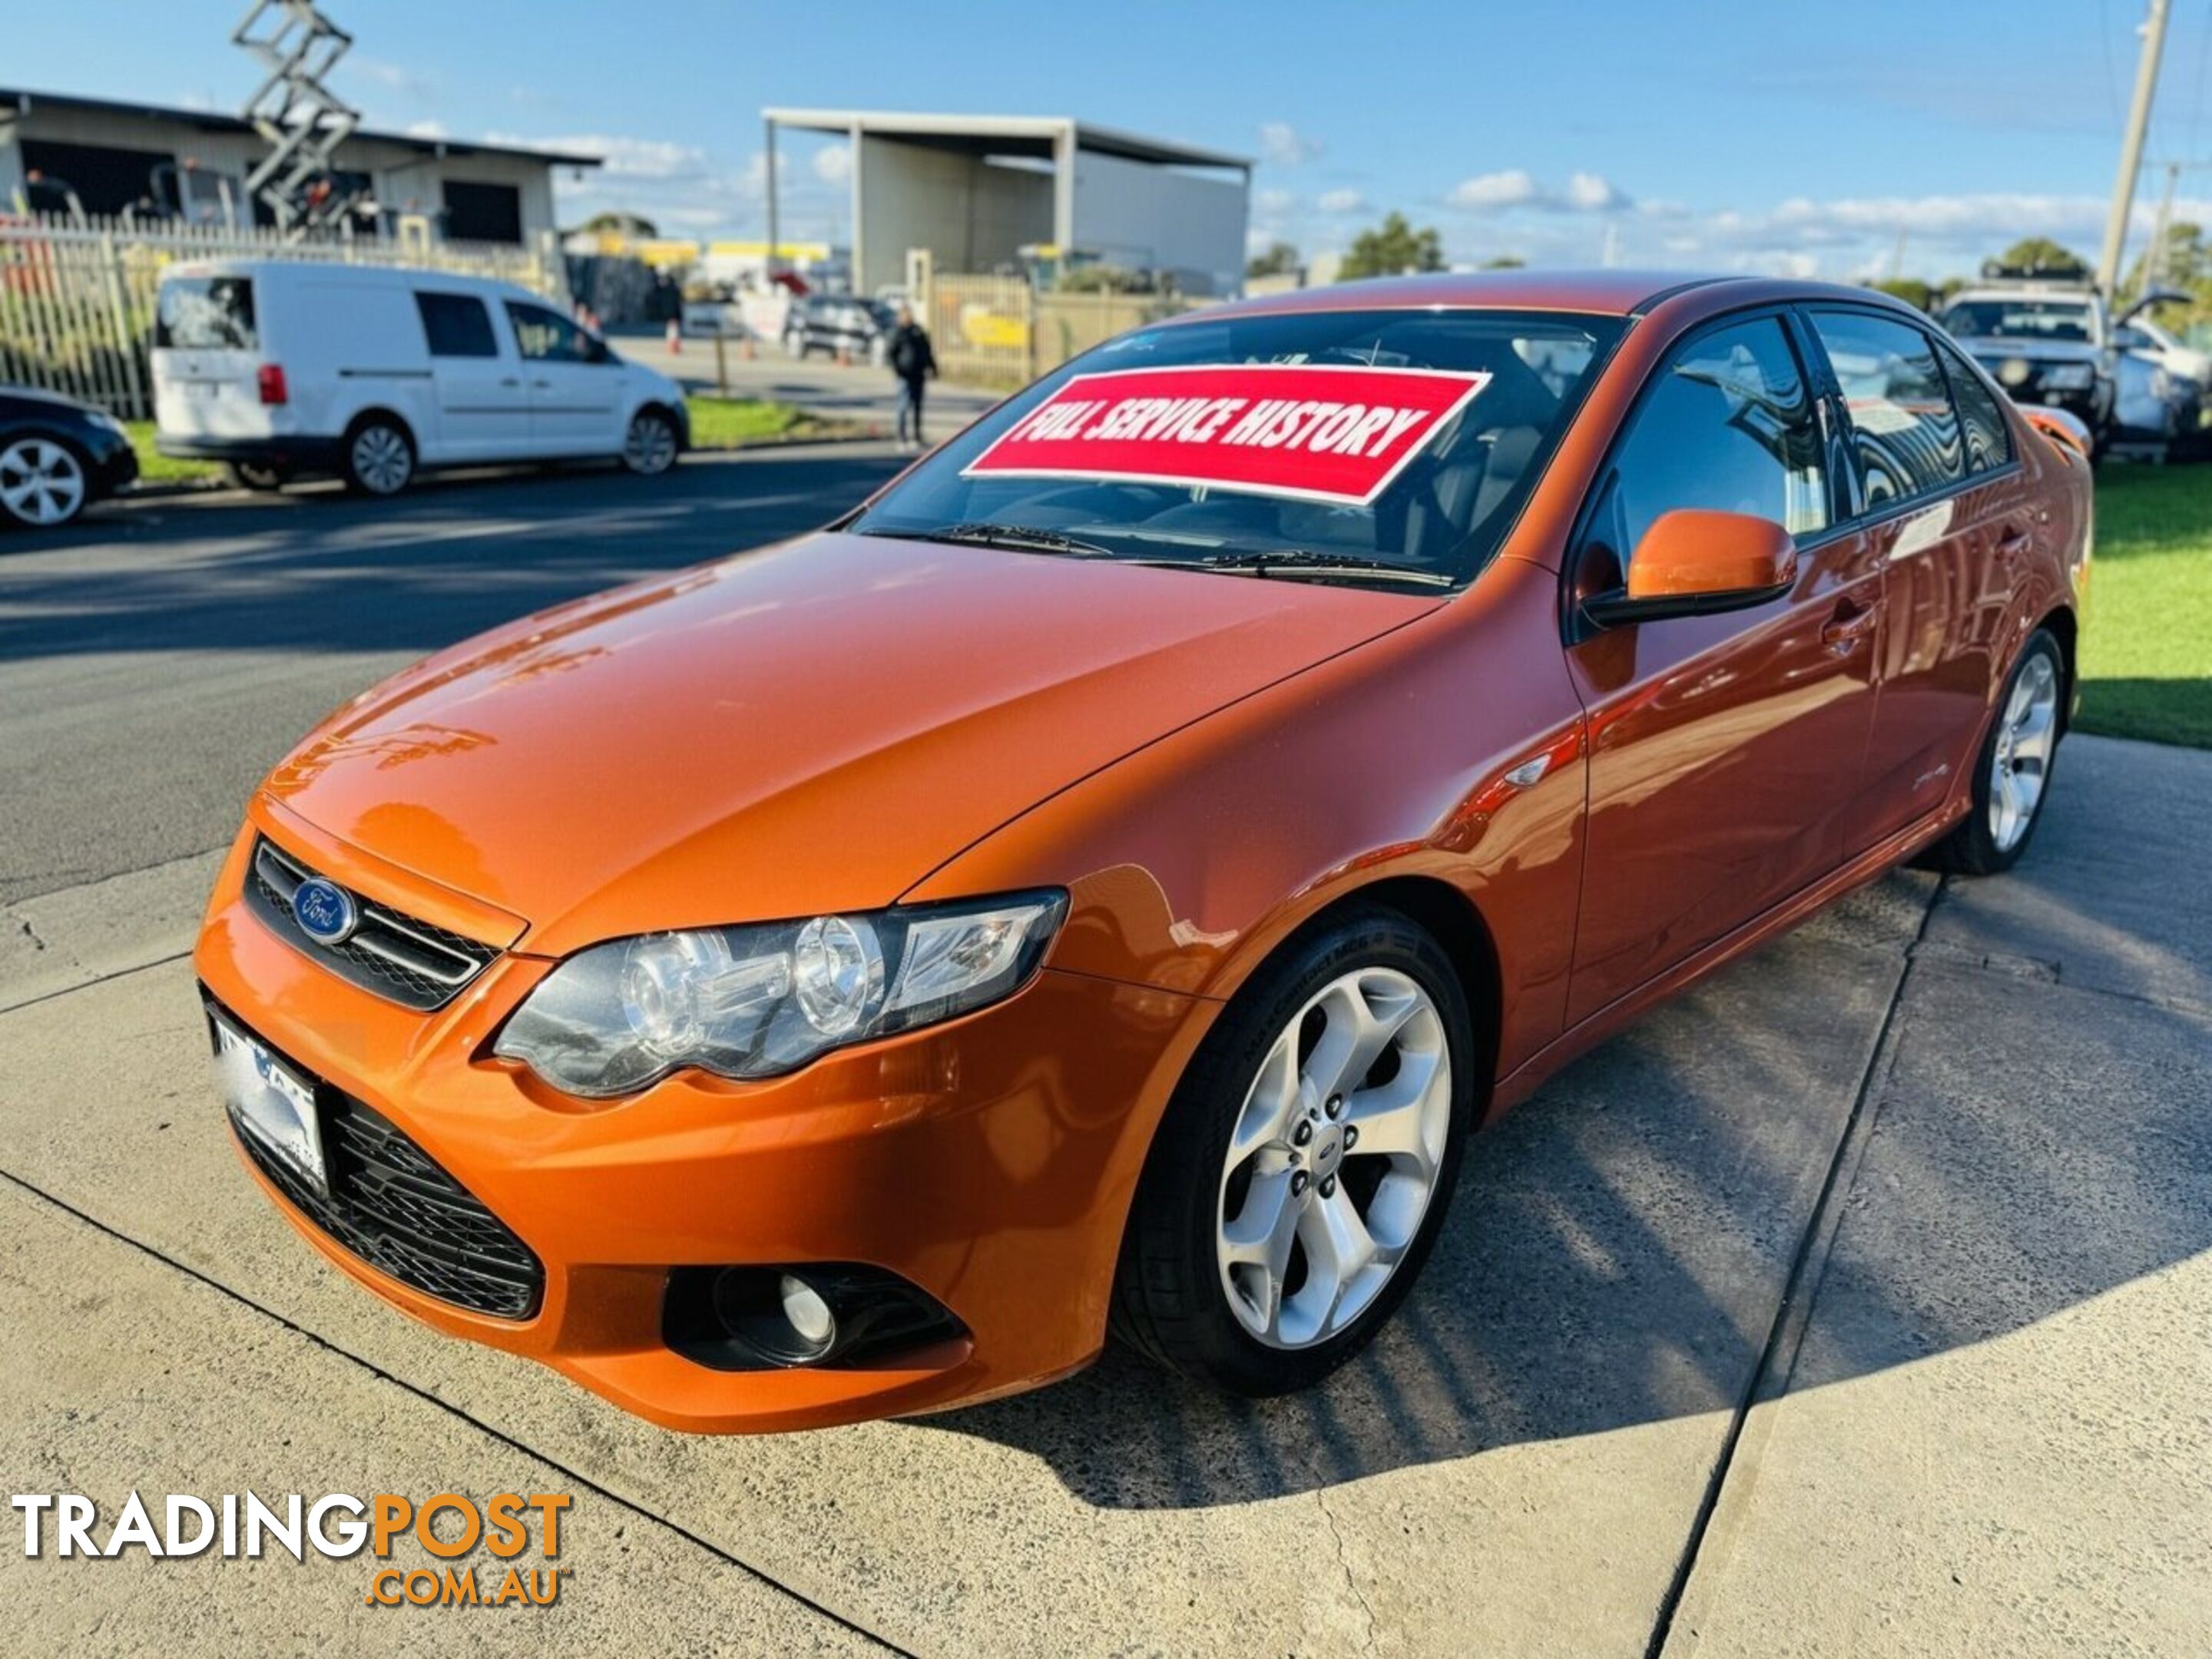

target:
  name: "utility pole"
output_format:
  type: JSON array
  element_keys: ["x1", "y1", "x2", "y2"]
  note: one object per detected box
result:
[
  {"x1": 2144, "y1": 161, "x2": 2181, "y2": 291},
  {"x1": 2098, "y1": 0, "x2": 2172, "y2": 299}
]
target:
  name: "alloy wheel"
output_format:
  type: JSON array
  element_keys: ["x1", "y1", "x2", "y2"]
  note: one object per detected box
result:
[
  {"x1": 350, "y1": 426, "x2": 412, "y2": 495},
  {"x1": 1989, "y1": 650, "x2": 2058, "y2": 853},
  {"x1": 0, "y1": 438, "x2": 87, "y2": 526},
  {"x1": 1214, "y1": 966, "x2": 1454, "y2": 1349},
  {"x1": 624, "y1": 412, "x2": 677, "y2": 475}
]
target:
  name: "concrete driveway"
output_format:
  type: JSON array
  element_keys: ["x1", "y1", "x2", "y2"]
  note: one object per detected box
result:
[{"x1": 2, "y1": 462, "x2": 2205, "y2": 1655}]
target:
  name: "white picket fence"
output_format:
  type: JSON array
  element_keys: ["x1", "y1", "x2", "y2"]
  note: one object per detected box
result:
[{"x1": 0, "y1": 213, "x2": 566, "y2": 419}]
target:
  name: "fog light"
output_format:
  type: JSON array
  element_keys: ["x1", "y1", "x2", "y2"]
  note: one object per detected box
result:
[{"x1": 780, "y1": 1273, "x2": 836, "y2": 1349}]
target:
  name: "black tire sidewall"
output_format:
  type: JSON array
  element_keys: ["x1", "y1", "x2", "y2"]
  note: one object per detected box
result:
[
  {"x1": 344, "y1": 420, "x2": 412, "y2": 496},
  {"x1": 1121, "y1": 906, "x2": 1477, "y2": 1395},
  {"x1": 624, "y1": 411, "x2": 675, "y2": 474},
  {"x1": 1952, "y1": 628, "x2": 2065, "y2": 876}
]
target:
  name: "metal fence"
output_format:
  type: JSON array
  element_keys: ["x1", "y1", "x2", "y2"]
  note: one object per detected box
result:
[{"x1": 0, "y1": 214, "x2": 566, "y2": 419}]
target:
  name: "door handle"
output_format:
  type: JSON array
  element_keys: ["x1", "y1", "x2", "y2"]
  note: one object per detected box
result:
[
  {"x1": 499, "y1": 376, "x2": 521, "y2": 387},
  {"x1": 1820, "y1": 601, "x2": 1878, "y2": 654}
]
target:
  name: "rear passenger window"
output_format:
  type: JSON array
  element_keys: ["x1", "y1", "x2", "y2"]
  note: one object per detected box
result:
[
  {"x1": 1937, "y1": 343, "x2": 2013, "y2": 473},
  {"x1": 416, "y1": 292, "x2": 499, "y2": 359},
  {"x1": 1604, "y1": 316, "x2": 1830, "y2": 561},
  {"x1": 1808, "y1": 311, "x2": 1967, "y2": 507},
  {"x1": 155, "y1": 276, "x2": 257, "y2": 350}
]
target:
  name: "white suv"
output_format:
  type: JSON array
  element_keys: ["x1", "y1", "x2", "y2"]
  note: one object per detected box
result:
[{"x1": 153, "y1": 261, "x2": 688, "y2": 495}]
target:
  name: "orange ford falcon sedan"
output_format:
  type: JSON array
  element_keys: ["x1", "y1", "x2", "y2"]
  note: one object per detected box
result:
[{"x1": 196, "y1": 272, "x2": 2089, "y2": 1432}]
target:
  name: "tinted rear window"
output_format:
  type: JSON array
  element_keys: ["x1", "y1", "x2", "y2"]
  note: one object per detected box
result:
[
  {"x1": 155, "y1": 276, "x2": 257, "y2": 350},
  {"x1": 416, "y1": 291, "x2": 500, "y2": 358}
]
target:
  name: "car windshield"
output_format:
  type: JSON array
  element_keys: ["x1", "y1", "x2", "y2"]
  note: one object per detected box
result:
[
  {"x1": 849, "y1": 307, "x2": 1624, "y2": 588},
  {"x1": 1941, "y1": 299, "x2": 2095, "y2": 344}
]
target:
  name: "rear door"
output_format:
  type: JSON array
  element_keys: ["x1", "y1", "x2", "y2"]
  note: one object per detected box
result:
[
  {"x1": 151, "y1": 273, "x2": 267, "y2": 441},
  {"x1": 1802, "y1": 308, "x2": 2024, "y2": 853},
  {"x1": 415, "y1": 290, "x2": 528, "y2": 462},
  {"x1": 1561, "y1": 311, "x2": 1883, "y2": 1025},
  {"x1": 504, "y1": 300, "x2": 624, "y2": 456}
]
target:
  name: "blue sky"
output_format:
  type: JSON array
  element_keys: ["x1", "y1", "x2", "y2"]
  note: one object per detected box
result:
[{"x1": 12, "y1": 0, "x2": 2212, "y2": 279}]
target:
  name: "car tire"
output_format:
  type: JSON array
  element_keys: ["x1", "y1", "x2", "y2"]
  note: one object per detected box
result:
[
  {"x1": 0, "y1": 432, "x2": 91, "y2": 528},
  {"x1": 342, "y1": 417, "x2": 415, "y2": 497},
  {"x1": 621, "y1": 407, "x2": 679, "y2": 476},
  {"x1": 1112, "y1": 903, "x2": 1476, "y2": 1395},
  {"x1": 1929, "y1": 627, "x2": 2065, "y2": 877},
  {"x1": 223, "y1": 461, "x2": 286, "y2": 492}
]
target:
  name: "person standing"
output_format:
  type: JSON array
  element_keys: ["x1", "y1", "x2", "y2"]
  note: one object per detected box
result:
[{"x1": 888, "y1": 305, "x2": 938, "y2": 452}]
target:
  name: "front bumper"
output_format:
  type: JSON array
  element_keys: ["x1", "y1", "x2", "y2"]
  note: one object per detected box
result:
[{"x1": 192, "y1": 809, "x2": 1210, "y2": 1432}]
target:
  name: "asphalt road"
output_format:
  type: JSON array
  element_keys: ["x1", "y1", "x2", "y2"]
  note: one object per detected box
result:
[
  {"x1": 0, "y1": 446, "x2": 903, "y2": 906},
  {"x1": 2, "y1": 462, "x2": 2206, "y2": 1656}
]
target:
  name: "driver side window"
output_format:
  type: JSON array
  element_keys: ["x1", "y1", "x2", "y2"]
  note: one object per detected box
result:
[
  {"x1": 1605, "y1": 316, "x2": 1830, "y2": 569},
  {"x1": 505, "y1": 302, "x2": 599, "y2": 364}
]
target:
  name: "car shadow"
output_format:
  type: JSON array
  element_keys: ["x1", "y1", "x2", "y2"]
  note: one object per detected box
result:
[
  {"x1": 911, "y1": 854, "x2": 2212, "y2": 1509},
  {"x1": 0, "y1": 449, "x2": 906, "y2": 661}
]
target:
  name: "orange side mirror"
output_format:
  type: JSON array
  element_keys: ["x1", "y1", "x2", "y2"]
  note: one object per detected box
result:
[{"x1": 1583, "y1": 509, "x2": 1797, "y2": 629}]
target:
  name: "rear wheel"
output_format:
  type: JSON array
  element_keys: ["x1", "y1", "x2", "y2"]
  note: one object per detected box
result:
[
  {"x1": 621, "y1": 408, "x2": 679, "y2": 475},
  {"x1": 0, "y1": 435, "x2": 88, "y2": 527},
  {"x1": 1929, "y1": 627, "x2": 2065, "y2": 876},
  {"x1": 343, "y1": 418, "x2": 414, "y2": 497},
  {"x1": 1114, "y1": 905, "x2": 1475, "y2": 1395}
]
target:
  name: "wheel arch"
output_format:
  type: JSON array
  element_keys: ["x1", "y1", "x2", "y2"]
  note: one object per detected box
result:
[
  {"x1": 631, "y1": 396, "x2": 687, "y2": 452},
  {"x1": 342, "y1": 406, "x2": 418, "y2": 452},
  {"x1": 2035, "y1": 602, "x2": 2078, "y2": 734}
]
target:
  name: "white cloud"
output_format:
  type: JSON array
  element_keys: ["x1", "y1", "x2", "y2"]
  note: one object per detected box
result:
[
  {"x1": 1258, "y1": 121, "x2": 1321, "y2": 166},
  {"x1": 1253, "y1": 186, "x2": 1297, "y2": 217},
  {"x1": 488, "y1": 131, "x2": 712, "y2": 182},
  {"x1": 1449, "y1": 170, "x2": 1543, "y2": 210},
  {"x1": 349, "y1": 58, "x2": 439, "y2": 102},
  {"x1": 402, "y1": 118, "x2": 449, "y2": 141},
  {"x1": 811, "y1": 143, "x2": 852, "y2": 187},
  {"x1": 1317, "y1": 188, "x2": 1367, "y2": 214},
  {"x1": 1564, "y1": 171, "x2": 1630, "y2": 212}
]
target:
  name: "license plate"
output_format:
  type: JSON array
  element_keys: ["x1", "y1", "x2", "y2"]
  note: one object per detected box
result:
[
  {"x1": 184, "y1": 379, "x2": 217, "y2": 401},
  {"x1": 210, "y1": 1010, "x2": 327, "y2": 1194}
]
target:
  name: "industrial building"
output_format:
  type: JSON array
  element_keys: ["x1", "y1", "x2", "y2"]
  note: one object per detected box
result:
[
  {"x1": 762, "y1": 108, "x2": 1251, "y2": 296},
  {"x1": 0, "y1": 86, "x2": 596, "y2": 243}
]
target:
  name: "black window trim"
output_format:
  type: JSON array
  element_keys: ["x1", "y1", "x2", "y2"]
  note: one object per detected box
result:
[
  {"x1": 1791, "y1": 301, "x2": 2024, "y2": 540},
  {"x1": 414, "y1": 288, "x2": 504, "y2": 361},
  {"x1": 1559, "y1": 301, "x2": 1834, "y2": 642}
]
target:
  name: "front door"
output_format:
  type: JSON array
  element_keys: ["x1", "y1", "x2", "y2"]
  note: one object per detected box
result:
[
  {"x1": 505, "y1": 300, "x2": 624, "y2": 456},
  {"x1": 1562, "y1": 312, "x2": 1883, "y2": 1025}
]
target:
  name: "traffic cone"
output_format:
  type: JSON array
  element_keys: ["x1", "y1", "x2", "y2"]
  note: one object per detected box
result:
[
  {"x1": 836, "y1": 343, "x2": 852, "y2": 368},
  {"x1": 665, "y1": 317, "x2": 681, "y2": 354},
  {"x1": 740, "y1": 331, "x2": 757, "y2": 361}
]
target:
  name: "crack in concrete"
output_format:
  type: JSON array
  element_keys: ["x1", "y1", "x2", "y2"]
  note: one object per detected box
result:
[
  {"x1": 0, "y1": 1164, "x2": 915, "y2": 1658},
  {"x1": 1316, "y1": 1485, "x2": 1379, "y2": 1654},
  {"x1": 0, "y1": 950, "x2": 194, "y2": 1017}
]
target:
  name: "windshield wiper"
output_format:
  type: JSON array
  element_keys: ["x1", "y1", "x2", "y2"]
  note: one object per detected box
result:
[
  {"x1": 1134, "y1": 548, "x2": 1456, "y2": 588},
  {"x1": 859, "y1": 522, "x2": 1118, "y2": 558}
]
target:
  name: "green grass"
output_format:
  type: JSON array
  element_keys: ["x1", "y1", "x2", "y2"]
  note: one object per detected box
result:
[
  {"x1": 121, "y1": 421, "x2": 220, "y2": 485},
  {"x1": 2079, "y1": 465, "x2": 2212, "y2": 750},
  {"x1": 121, "y1": 397, "x2": 850, "y2": 493}
]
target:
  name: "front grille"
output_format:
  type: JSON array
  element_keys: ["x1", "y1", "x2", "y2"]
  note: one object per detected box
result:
[
  {"x1": 220, "y1": 1021, "x2": 545, "y2": 1320},
  {"x1": 246, "y1": 836, "x2": 498, "y2": 1011}
]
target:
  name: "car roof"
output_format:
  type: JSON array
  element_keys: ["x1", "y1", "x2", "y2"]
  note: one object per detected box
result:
[
  {"x1": 160, "y1": 260, "x2": 536, "y2": 301},
  {"x1": 1181, "y1": 269, "x2": 1926, "y2": 324}
]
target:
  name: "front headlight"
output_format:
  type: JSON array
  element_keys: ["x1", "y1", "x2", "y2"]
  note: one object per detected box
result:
[
  {"x1": 2043, "y1": 364, "x2": 2094, "y2": 391},
  {"x1": 492, "y1": 892, "x2": 1068, "y2": 1098}
]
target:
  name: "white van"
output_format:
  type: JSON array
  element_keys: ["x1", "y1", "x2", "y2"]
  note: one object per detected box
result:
[{"x1": 152, "y1": 261, "x2": 688, "y2": 495}]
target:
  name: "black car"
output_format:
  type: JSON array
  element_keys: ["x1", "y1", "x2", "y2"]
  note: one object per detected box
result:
[
  {"x1": 782, "y1": 294, "x2": 894, "y2": 364},
  {"x1": 0, "y1": 386, "x2": 140, "y2": 528}
]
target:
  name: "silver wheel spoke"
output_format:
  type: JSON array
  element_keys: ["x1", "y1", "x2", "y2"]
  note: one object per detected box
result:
[
  {"x1": 1988, "y1": 648, "x2": 2060, "y2": 853},
  {"x1": 1215, "y1": 964, "x2": 1452, "y2": 1349}
]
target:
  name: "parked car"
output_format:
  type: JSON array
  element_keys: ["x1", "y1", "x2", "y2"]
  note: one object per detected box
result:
[
  {"x1": 1937, "y1": 275, "x2": 2192, "y2": 459},
  {"x1": 783, "y1": 293, "x2": 892, "y2": 364},
  {"x1": 0, "y1": 385, "x2": 138, "y2": 527},
  {"x1": 151, "y1": 262, "x2": 689, "y2": 497},
  {"x1": 2111, "y1": 327, "x2": 2208, "y2": 461},
  {"x1": 197, "y1": 271, "x2": 2088, "y2": 1431}
]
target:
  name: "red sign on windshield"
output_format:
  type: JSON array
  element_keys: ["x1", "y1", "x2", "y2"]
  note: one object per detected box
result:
[{"x1": 961, "y1": 363, "x2": 1492, "y2": 505}]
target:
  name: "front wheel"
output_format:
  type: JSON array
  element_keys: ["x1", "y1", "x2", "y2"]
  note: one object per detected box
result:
[
  {"x1": 621, "y1": 409, "x2": 679, "y2": 476},
  {"x1": 0, "y1": 435, "x2": 89, "y2": 527},
  {"x1": 1113, "y1": 905, "x2": 1475, "y2": 1395},
  {"x1": 1929, "y1": 627, "x2": 2065, "y2": 876},
  {"x1": 343, "y1": 419, "x2": 414, "y2": 497}
]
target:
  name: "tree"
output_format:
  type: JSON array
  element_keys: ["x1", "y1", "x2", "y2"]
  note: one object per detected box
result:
[
  {"x1": 1479, "y1": 254, "x2": 1526, "y2": 270},
  {"x1": 1337, "y1": 212, "x2": 1445, "y2": 280},
  {"x1": 1988, "y1": 237, "x2": 2089, "y2": 280},
  {"x1": 1867, "y1": 276, "x2": 1934, "y2": 313},
  {"x1": 2125, "y1": 220, "x2": 2209, "y2": 294},
  {"x1": 1247, "y1": 240, "x2": 1300, "y2": 280},
  {"x1": 581, "y1": 210, "x2": 659, "y2": 238}
]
